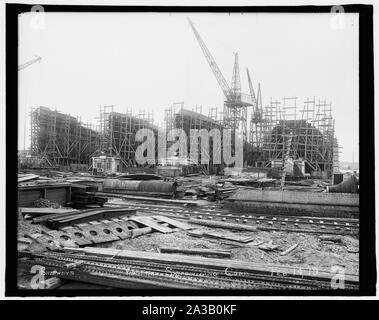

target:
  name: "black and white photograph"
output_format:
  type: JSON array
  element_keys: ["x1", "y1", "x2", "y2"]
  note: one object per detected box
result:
[{"x1": 2, "y1": 1, "x2": 376, "y2": 303}]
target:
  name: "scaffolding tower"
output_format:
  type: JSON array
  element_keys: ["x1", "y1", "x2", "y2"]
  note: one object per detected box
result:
[
  {"x1": 30, "y1": 106, "x2": 99, "y2": 167},
  {"x1": 96, "y1": 105, "x2": 158, "y2": 168},
  {"x1": 256, "y1": 97, "x2": 338, "y2": 176},
  {"x1": 164, "y1": 103, "x2": 224, "y2": 174}
]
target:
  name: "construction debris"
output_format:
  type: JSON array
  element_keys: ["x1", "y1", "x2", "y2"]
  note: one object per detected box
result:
[
  {"x1": 279, "y1": 243, "x2": 299, "y2": 256},
  {"x1": 179, "y1": 182, "x2": 237, "y2": 201},
  {"x1": 102, "y1": 179, "x2": 177, "y2": 198},
  {"x1": 319, "y1": 235, "x2": 343, "y2": 243},
  {"x1": 36, "y1": 207, "x2": 136, "y2": 229},
  {"x1": 327, "y1": 175, "x2": 359, "y2": 193},
  {"x1": 20, "y1": 207, "x2": 78, "y2": 218},
  {"x1": 188, "y1": 230, "x2": 256, "y2": 244},
  {"x1": 96, "y1": 192, "x2": 200, "y2": 206},
  {"x1": 128, "y1": 216, "x2": 177, "y2": 233},
  {"x1": 33, "y1": 199, "x2": 63, "y2": 209},
  {"x1": 18, "y1": 174, "x2": 40, "y2": 183},
  {"x1": 17, "y1": 173, "x2": 360, "y2": 290},
  {"x1": 188, "y1": 218, "x2": 258, "y2": 231},
  {"x1": 69, "y1": 192, "x2": 108, "y2": 208},
  {"x1": 23, "y1": 219, "x2": 139, "y2": 249},
  {"x1": 157, "y1": 247, "x2": 232, "y2": 258},
  {"x1": 130, "y1": 227, "x2": 154, "y2": 238},
  {"x1": 18, "y1": 183, "x2": 72, "y2": 207},
  {"x1": 22, "y1": 213, "x2": 193, "y2": 251},
  {"x1": 226, "y1": 189, "x2": 359, "y2": 218},
  {"x1": 15, "y1": 13, "x2": 361, "y2": 293},
  {"x1": 258, "y1": 241, "x2": 279, "y2": 252}
]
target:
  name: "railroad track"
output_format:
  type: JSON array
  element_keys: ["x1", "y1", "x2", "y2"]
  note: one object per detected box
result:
[
  {"x1": 19, "y1": 251, "x2": 359, "y2": 290},
  {"x1": 104, "y1": 198, "x2": 359, "y2": 236}
]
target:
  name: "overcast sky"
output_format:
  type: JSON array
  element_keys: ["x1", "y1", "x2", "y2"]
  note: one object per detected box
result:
[{"x1": 18, "y1": 12, "x2": 359, "y2": 162}]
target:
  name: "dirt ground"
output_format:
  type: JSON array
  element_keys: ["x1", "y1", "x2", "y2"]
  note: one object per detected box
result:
[
  {"x1": 103, "y1": 227, "x2": 359, "y2": 275},
  {"x1": 18, "y1": 208, "x2": 359, "y2": 277}
]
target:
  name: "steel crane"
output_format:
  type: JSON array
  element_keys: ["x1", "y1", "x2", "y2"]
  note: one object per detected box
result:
[
  {"x1": 246, "y1": 68, "x2": 257, "y2": 107},
  {"x1": 188, "y1": 18, "x2": 252, "y2": 106},
  {"x1": 18, "y1": 55, "x2": 42, "y2": 71}
]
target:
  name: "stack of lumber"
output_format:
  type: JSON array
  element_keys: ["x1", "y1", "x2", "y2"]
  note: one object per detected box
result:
[
  {"x1": 70, "y1": 183, "x2": 107, "y2": 208},
  {"x1": 19, "y1": 207, "x2": 79, "y2": 219},
  {"x1": 32, "y1": 206, "x2": 136, "y2": 229}
]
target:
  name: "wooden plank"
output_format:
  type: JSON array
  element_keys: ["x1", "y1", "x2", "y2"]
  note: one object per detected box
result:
[
  {"x1": 32, "y1": 211, "x2": 80, "y2": 224},
  {"x1": 48, "y1": 208, "x2": 136, "y2": 229},
  {"x1": 188, "y1": 218, "x2": 258, "y2": 231},
  {"x1": 18, "y1": 174, "x2": 40, "y2": 183},
  {"x1": 186, "y1": 230, "x2": 204, "y2": 237},
  {"x1": 152, "y1": 215, "x2": 193, "y2": 230},
  {"x1": 280, "y1": 243, "x2": 299, "y2": 256},
  {"x1": 96, "y1": 192, "x2": 199, "y2": 206},
  {"x1": 128, "y1": 216, "x2": 173, "y2": 233},
  {"x1": 20, "y1": 207, "x2": 78, "y2": 217},
  {"x1": 258, "y1": 241, "x2": 279, "y2": 252},
  {"x1": 131, "y1": 227, "x2": 154, "y2": 238},
  {"x1": 202, "y1": 231, "x2": 256, "y2": 243},
  {"x1": 319, "y1": 235, "x2": 342, "y2": 242},
  {"x1": 158, "y1": 247, "x2": 231, "y2": 258}
]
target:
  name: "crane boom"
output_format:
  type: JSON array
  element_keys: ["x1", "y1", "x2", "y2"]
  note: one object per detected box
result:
[
  {"x1": 231, "y1": 53, "x2": 241, "y2": 97},
  {"x1": 188, "y1": 18, "x2": 231, "y2": 100},
  {"x1": 256, "y1": 83, "x2": 262, "y2": 111},
  {"x1": 246, "y1": 68, "x2": 257, "y2": 108},
  {"x1": 18, "y1": 56, "x2": 42, "y2": 71}
]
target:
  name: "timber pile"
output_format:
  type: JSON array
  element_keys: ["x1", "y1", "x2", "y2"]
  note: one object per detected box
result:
[
  {"x1": 20, "y1": 207, "x2": 79, "y2": 219},
  {"x1": 128, "y1": 215, "x2": 194, "y2": 233},
  {"x1": 70, "y1": 183, "x2": 107, "y2": 208},
  {"x1": 33, "y1": 207, "x2": 136, "y2": 229},
  {"x1": 96, "y1": 192, "x2": 199, "y2": 206},
  {"x1": 18, "y1": 174, "x2": 40, "y2": 183},
  {"x1": 69, "y1": 192, "x2": 108, "y2": 208},
  {"x1": 180, "y1": 182, "x2": 237, "y2": 201}
]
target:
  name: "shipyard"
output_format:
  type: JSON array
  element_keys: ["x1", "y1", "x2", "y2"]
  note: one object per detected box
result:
[{"x1": 16, "y1": 12, "x2": 360, "y2": 291}]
